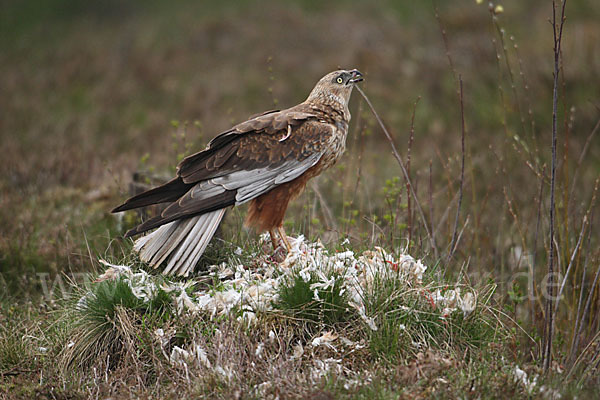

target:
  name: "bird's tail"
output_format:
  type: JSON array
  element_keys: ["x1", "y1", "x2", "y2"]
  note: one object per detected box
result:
[{"x1": 133, "y1": 209, "x2": 226, "y2": 276}]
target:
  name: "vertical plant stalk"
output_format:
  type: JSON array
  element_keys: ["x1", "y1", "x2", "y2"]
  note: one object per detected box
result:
[
  {"x1": 552, "y1": 216, "x2": 587, "y2": 322},
  {"x1": 447, "y1": 77, "x2": 466, "y2": 264},
  {"x1": 543, "y1": 0, "x2": 567, "y2": 373},
  {"x1": 491, "y1": 12, "x2": 527, "y2": 138},
  {"x1": 429, "y1": 159, "x2": 435, "y2": 247},
  {"x1": 567, "y1": 265, "x2": 600, "y2": 379},
  {"x1": 405, "y1": 97, "x2": 420, "y2": 249},
  {"x1": 531, "y1": 171, "x2": 545, "y2": 328},
  {"x1": 350, "y1": 98, "x2": 366, "y2": 209},
  {"x1": 560, "y1": 53, "x2": 572, "y2": 271},
  {"x1": 568, "y1": 207, "x2": 595, "y2": 368},
  {"x1": 356, "y1": 86, "x2": 438, "y2": 259},
  {"x1": 434, "y1": 5, "x2": 458, "y2": 84},
  {"x1": 432, "y1": 8, "x2": 467, "y2": 266}
]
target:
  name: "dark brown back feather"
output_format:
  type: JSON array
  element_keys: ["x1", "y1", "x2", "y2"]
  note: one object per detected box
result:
[{"x1": 177, "y1": 106, "x2": 316, "y2": 183}]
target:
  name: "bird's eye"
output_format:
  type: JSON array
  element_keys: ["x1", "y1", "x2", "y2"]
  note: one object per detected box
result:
[{"x1": 336, "y1": 77, "x2": 344, "y2": 84}]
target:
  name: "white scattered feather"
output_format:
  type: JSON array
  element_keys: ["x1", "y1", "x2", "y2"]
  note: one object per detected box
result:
[
  {"x1": 194, "y1": 344, "x2": 211, "y2": 368},
  {"x1": 169, "y1": 344, "x2": 211, "y2": 369},
  {"x1": 169, "y1": 346, "x2": 191, "y2": 367},
  {"x1": 253, "y1": 381, "x2": 272, "y2": 397},
  {"x1": 96, "y1": 261, "x2": 132, "y2": 281},
  {"x1": 91, "y1": 237, "x2": 478, "y2": 337},
  {"x1": 310, "y1": 358, "x2": 342, "y2": 384},
  {"x1": 540, "y1": 385, "x2": 562, "y2": 399},
  {"x1": 311, "y1": 331, "x2": 338, "y2": 349},
  {"x1": 255, "y1": 342, "x2": 264, "y2": 358},
  {"x1": 215, "y1": 365, "x2": 234, "y2": 381},
  {"x1": 458, "y1": 292, "x2": 477, "y2": 317},
  {"x1": 175, "y1": 289, "x2": 200, "y2": 315},
  {"x1": 291, "y1": 341, "x2": 304, "y2": 359},
  {"x1": 513, "y1": 365, "x2": 538, "y2": 394}
]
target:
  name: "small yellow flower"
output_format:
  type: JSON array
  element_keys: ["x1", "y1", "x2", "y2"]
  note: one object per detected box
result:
[
  {"x1": 494, "y1": 5, "x2": 504, "y2": 13},
  {"x1": 476, "y1": 0, "x2": 483, "y2": 4}
]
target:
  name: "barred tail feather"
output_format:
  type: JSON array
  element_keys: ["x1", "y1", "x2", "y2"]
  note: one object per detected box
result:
[{"x1": 133, "y1": 209, "x2": 226, "y2": 276}]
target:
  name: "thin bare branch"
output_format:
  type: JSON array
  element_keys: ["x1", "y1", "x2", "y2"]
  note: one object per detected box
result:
[
  {"x1": 531, "y1": 169, "x2": 545, "y2": 329},
  {"x1": 448, "y1": 76, "x2": 466, "y2": 265},
  {"x1": 356, "y1": 86, "x2": 438, "y2": 259},
  {"x1": 552, "y1": 216, "x2": 587, "y2": 323},
  {"x1": 405, "y1": 97, "x2": 421, "y2": 249},
  {"x1": 569, "y1": 207, "x2": 595, "y2": 367},
  {"x1": 543, "y1": 0, "x2": 567, "y2": 373}
]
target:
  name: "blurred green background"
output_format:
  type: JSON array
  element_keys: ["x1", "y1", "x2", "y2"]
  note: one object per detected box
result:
[{"x1": 1, "y1": 0, "x2": 599, "y2": 299}]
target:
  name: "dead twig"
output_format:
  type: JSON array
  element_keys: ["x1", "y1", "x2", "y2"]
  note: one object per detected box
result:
[
  {"x1": 447, "y1": 76, "x2": 466, "y2": 266},
  {"x1": 568, "y1": 206, "x2": 596, "y2": 368},
  {"x1": 405, "y1": 97, "x2": 421, "y2": 249},
  {"x1": 356, "y1": 86, "x2": 438, "y2": 259},
  {"x1": 543, "y1": 0, "x2": 567, "y2": 373},
  {"x1": 531, "y1": 169, "x2": 545, "y2": 330}
]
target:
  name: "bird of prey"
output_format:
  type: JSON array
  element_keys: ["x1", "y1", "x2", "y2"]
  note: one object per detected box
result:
[{"x1": 112, "y1": 69, "x2": 363, "y2": 276}]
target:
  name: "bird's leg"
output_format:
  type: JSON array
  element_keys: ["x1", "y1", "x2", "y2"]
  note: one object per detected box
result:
[
  {"x1": 277, "y1": 226, "x2": 293, "y2": 252},
  {"x1": 269, "y1": 229, "x2": 279, "y2": 250}
]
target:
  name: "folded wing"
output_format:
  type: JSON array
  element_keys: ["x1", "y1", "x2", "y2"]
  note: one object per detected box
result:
[{"x1": 116, "y1": 106, "x2": 332, "y2": 238}]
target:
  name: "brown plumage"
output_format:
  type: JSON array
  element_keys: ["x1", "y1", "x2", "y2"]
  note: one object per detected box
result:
[{"x1": 112, "y1": 69, "x2": 363, "y2": 275}]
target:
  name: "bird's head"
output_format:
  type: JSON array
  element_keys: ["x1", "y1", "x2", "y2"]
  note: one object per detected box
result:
[{"x1": 306, "y1": 69, "x2": 363, "y2": 109}]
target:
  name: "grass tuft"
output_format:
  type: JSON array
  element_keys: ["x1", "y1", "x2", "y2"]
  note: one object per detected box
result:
[
  {"x1": 275, "y1": 266, "x2": 354, "y2": 328},
  {"x1": 365, "y1": 266, "x2": 499, "y2": 363},
  {"x1": 59, "y1": 270, "x2": 175, "y2": 372}
]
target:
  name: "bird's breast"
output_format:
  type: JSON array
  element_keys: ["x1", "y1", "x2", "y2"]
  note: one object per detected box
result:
[{"x1": 318, "y1": 122, "x2": 348, "y2": 171}]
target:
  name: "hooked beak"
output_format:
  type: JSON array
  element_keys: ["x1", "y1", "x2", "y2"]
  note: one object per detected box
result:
[{"x1": 348, "y1": 69, "x2": 363, "y2": 84}]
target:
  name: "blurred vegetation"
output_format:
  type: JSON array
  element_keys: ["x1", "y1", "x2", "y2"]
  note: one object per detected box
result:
[{"x1": 1, "y1": 0, "x2": 599, "y2": 397}]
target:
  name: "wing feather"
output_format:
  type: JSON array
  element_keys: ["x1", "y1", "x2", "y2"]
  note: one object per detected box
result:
[
  {"x1": 118, "y1": 106, "x2": 335, "y2": 237},
  {"x1": 177, "y1": 108, "x2": 316, "y2": 183},
  {"x1": 155, "y1": 151, "x2": 323, "y2": 225}
]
